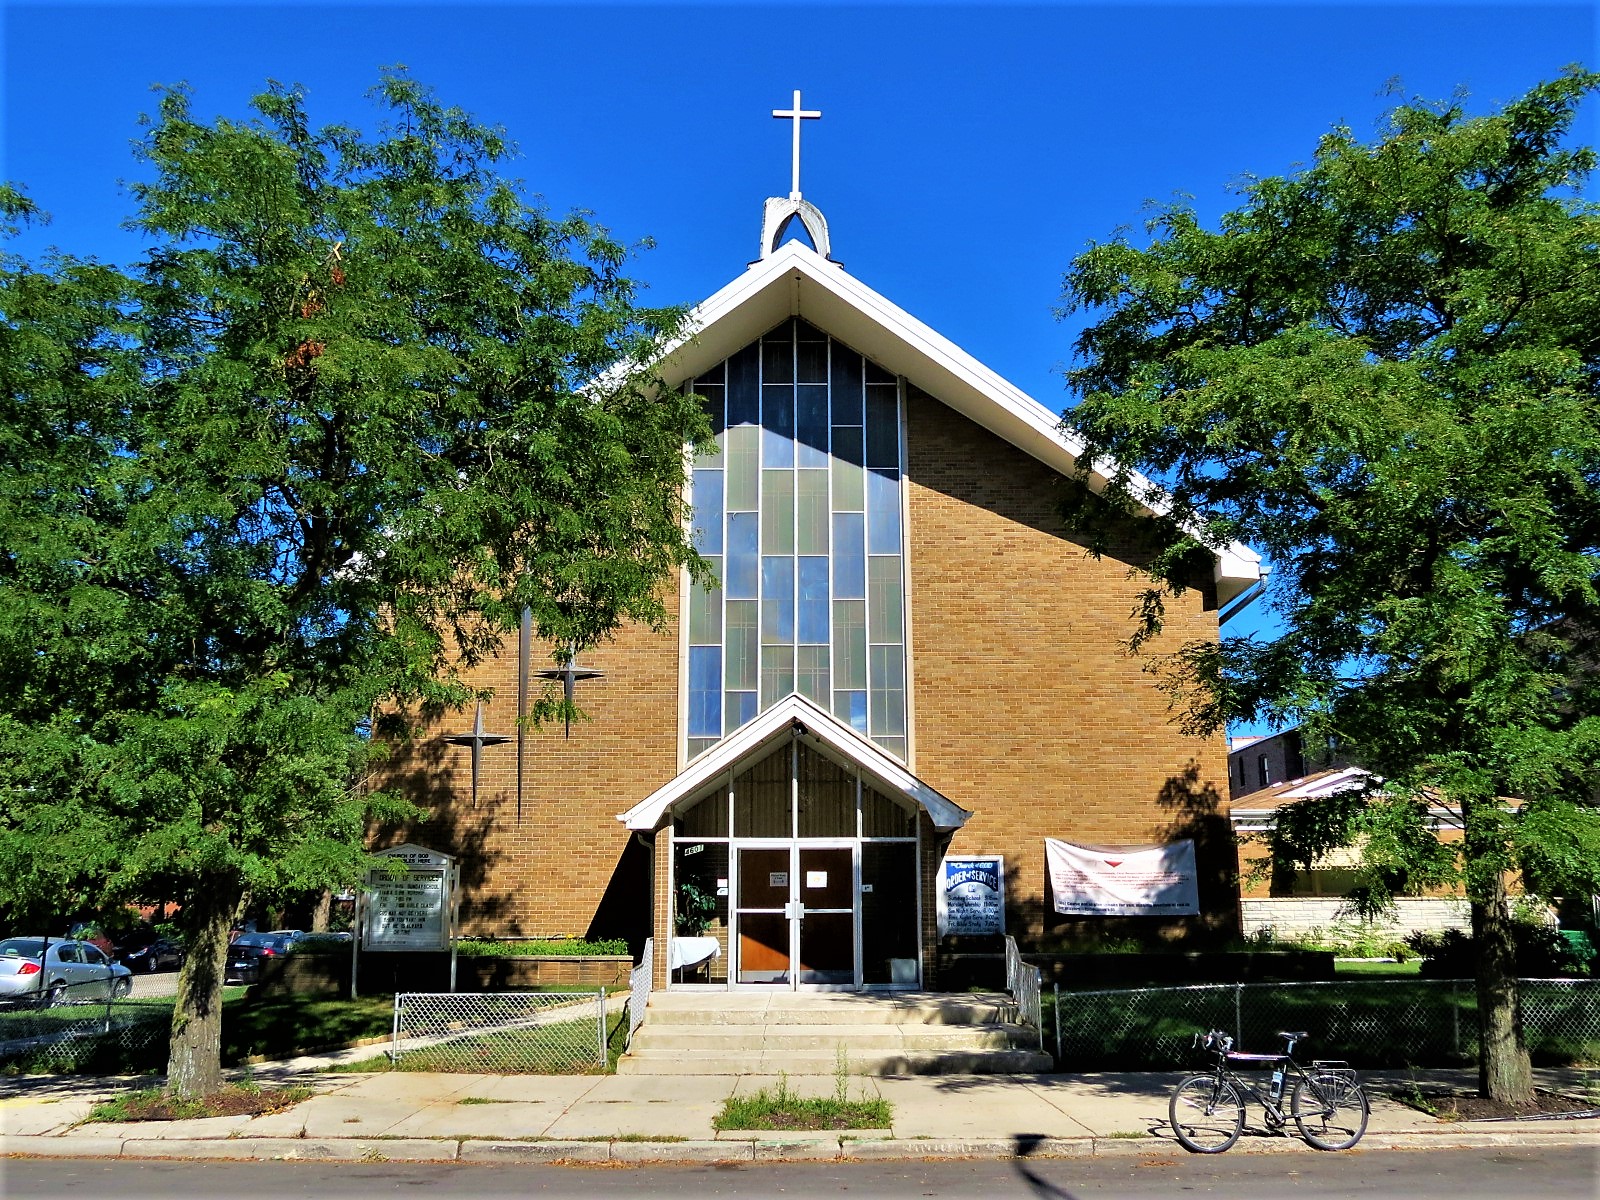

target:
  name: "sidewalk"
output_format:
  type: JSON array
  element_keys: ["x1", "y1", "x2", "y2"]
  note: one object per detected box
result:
[{"x1": 3, "y1": 1065, "x2": 1595, "y2": 1164}]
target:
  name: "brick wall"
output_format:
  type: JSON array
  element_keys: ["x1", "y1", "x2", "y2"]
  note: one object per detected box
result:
[{"x1": 904, "y1": 386, "x2": 1237, "y2": 947}]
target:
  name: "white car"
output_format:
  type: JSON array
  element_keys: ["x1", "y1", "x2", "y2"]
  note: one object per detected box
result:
[{"x1": 0, "y1": 937, "x2": 134, "y2": 1005}]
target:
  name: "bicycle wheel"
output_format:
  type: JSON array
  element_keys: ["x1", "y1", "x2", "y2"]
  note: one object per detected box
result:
[
  {"x1": 1291, "y1": 1072, "x2": 1369, "y2": 1150},
  {"x1": 1169, "y1": 1074, "x2": 1245, "y2": 1153}
]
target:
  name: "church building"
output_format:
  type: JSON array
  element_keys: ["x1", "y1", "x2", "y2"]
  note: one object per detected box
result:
[{"x1": 378, "y1": 99, "x2": 1261, "y2": 991}]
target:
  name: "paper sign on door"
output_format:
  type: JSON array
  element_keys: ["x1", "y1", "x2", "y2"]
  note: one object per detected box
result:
[
  {"x1": 805, "y1": 871, "x2": 827, "y2": 888},
  {"x1": 769, "y1": 872, "x2": 788, "y2": 888}
]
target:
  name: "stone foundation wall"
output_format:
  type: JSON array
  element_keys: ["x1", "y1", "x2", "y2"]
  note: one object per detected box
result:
[{"x1": 1239, "y1": 897, "x2": 1472, "y2": 940}]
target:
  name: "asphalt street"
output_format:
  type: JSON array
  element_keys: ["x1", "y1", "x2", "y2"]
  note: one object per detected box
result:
[{"x1": 4, "y1": 1146, "x2": 1596, "y2": 1199}]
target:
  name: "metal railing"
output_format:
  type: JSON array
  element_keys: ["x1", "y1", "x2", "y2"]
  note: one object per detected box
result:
[
  {"x1": 391, "y1": 990, "x2": 609, "y2": 1073},
  {"x1": 626, "y1": 937, "x2": 652, "y2": 1050},
  {"x1": 1004, "y1": 935, "x2": 1044, "y2": 1051},
  {"x1": 1050, "y1": 977, "x2": 1600, "y2": 1070}
]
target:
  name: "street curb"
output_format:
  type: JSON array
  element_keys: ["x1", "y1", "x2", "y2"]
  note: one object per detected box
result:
[{"x1": 5, "y1": 1127, "x2": 1596, "y2": 1165}]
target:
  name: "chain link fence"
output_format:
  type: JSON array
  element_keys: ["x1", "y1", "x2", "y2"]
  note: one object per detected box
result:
[
  {"x1": 0, "y1": 980, "x2": 170, "y2": 1073},
  {"x1": 390, "y1": 990, "x2": 609, "y2": 1073},
  {"x1": 1051, "y1": 977, "x2": 1600, "y2": 1070}
]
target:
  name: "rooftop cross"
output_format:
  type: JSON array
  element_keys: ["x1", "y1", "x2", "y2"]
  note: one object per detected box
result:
[{"x1": 772, "y1": 89, "x2": 821, "y2": 201}]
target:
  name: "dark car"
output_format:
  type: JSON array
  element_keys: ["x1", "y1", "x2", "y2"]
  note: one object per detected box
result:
[
  {"x1": 117, "y1": 936, "x2": 185, "y2": 974},
  {"x1": 225, "y1": 932, "x2": 297, "y2": 984}
]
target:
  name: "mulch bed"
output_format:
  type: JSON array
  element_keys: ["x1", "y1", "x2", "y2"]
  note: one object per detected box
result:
[
  {"x1": 1394, "y1": 1087, "x2": 1598, "y2": 1122},
  {"x1": 93, "y1": 1084, "x2": 312, "y2": 1122}
]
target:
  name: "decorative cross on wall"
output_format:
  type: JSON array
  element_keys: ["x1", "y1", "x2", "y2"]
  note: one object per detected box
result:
[
  {"x1": 772, "y1": 89, "x2": 821, "y2": 200},
  {"x1": 536, "y1": 649, "x2": 606, "y2": 738},
  {"x1": 443, "y1": 701, "x2": 511, "y2": 808}
]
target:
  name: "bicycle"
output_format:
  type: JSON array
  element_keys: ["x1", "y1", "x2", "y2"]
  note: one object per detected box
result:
[{"x1": 1168, "y1": 1029, "x2": 1369, "y2": 1153}]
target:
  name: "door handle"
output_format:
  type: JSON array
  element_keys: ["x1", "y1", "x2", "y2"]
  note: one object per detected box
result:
[{"x1": 784, "y1": 900, "x2": 805, "y2": 921}]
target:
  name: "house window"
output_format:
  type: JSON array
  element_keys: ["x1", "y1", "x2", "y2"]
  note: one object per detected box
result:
[
  {"x1": 1257, "y1": 755, "x2": 1271, "y2": 789},
  {"x1": 685, "y1": 319, "x2": 908, "y2": 761}
]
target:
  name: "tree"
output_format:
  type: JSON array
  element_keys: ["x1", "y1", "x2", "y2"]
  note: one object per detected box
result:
[
  {"x1": 1060, "y1": 70, "x2": 1600, "y2": 1102},
  {"x1": 0, "y1": 75, "x2": 707, "y2": 1097}
]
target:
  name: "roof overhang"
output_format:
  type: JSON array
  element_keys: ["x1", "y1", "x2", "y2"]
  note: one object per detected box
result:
[
  {"x1": 617, "y1": 693, "x2": 971, "y2": 832},
  {"x1": 654, "y1": 240, "x2": 1262, "y2": 607}
]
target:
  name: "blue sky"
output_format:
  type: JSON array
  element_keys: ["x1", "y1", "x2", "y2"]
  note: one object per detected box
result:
[{"x1": 3, "y1": 1, "x2": 1595, "y2": 735}]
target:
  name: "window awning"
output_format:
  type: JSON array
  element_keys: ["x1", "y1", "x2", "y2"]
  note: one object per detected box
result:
[{"x1": 616, "y1": 693, "x2": 971, "y2": 832}]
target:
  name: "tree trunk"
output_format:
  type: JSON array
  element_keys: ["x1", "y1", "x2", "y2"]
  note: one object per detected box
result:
[
  {"x1": 1473, "y1": 871, "x2": 1533, "y2": 1103},
  {"x1": 311, "y1": 890, "x2": 332, "y2": 933},
  {"x1": 166, "y1": 878, "x2": 243, "y2": 1099}
]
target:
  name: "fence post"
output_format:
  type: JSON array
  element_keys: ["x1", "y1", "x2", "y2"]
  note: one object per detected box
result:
[
  {"x1": 1235, "y1": 983, "x2": 1243, "y2": 1039},
  {"x1": 1451, "y1": 979, "x2": 1460, "y2": 1058},
  {"x1": 391, "y1": 994, "x2": 402, "y2": 1064},
  {"x1": 597, "y1": 988, "x2": 607, "y2": 1068},
  {"x1": 1054, "y1": 983, "x2": 1061, "y2": 1063}
]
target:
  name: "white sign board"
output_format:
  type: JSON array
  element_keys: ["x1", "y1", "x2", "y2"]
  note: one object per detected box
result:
[
  {"x1": 364, "y1": 843, "x2": 457, "y2": 952},
  {"x1": 1045, "y1": 838, "x2": 1199, "y2": 917},
  {"x1": 938, "y1": 855, "x2": 1005, "y2": 935}
]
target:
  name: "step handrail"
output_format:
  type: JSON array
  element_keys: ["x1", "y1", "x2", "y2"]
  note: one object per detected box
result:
[{"x1": 1004, "y1": 935, "x2": 1045, "y2": 1052}]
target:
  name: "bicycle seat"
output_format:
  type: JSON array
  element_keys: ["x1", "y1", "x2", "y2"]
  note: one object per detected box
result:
[{"x1": 1278, "y1": 1030, "x2": 1308, "y2": 1041}]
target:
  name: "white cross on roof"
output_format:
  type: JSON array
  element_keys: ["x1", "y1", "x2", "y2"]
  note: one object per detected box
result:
[{"x1": 772, "y1": 89, "x2": 821, "y2": 200}]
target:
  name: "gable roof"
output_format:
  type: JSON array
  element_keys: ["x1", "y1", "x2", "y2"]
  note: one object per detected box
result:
[
  {"x1": 616, "y1": 692, "x2": 971, "y2": 832},
  {"x1": 655, "y1": 239, "x2": 1262, "y2": 606}
]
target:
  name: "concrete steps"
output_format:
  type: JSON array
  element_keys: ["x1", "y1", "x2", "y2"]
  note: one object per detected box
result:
[{"x1": 619, "y1": 992, "x2": 1052, "y2": 1076}]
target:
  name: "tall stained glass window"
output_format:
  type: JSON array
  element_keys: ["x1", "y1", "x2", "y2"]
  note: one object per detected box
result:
[{"x1": 685, "y1": 319, "x2": 907, "y2": 761}]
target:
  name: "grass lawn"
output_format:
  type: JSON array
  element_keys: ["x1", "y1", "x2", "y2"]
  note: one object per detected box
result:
[
  {"x1": 1335, "y1": 959, "x2": 1421, "y2": 977},
  {"x1": 334, "y1": 1005, "x2": 629, "y2": 1074}
]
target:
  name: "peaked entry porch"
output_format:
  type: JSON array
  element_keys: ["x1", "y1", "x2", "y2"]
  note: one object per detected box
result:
[{"x1": 619, "y1": 695, "x2": 971, "y2": 993}]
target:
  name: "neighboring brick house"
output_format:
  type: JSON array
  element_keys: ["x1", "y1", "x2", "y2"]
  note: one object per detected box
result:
[
  {"x1": 374, "y1": 204, "x2": 1262, "y2": 991},
  {"x1": 1231, "y1": 766, "x2": 1476, "y2": 940}
]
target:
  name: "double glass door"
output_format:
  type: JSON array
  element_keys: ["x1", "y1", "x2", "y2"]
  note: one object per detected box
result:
[{"x1": 735, "y1": 843, "x2": 856, "y2": 987}]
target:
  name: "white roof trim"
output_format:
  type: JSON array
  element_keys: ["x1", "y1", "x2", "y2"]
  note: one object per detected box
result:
[
  {"x1": 656, "y1": 240, "x2": 1261, "y2": 606},
  {"x1": 616, "y1": 692, "x2": 971, "y2": 832}
]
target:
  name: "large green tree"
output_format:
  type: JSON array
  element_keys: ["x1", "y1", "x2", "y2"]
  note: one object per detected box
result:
[
  {"x1": 0, "y1": 75, "x2": 707, "y2": 1097},
  {"x1": 1060, "y1": 70, "x2": 1600, "y2": 1102}
]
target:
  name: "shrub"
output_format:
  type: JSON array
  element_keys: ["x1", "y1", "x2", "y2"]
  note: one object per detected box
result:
[
  {"x1": 1406, "y1": 924, "x2": 1590, "y2": 978},
  {"x1": 453, "y1": 938, "x2": 628, "y2": 958}
]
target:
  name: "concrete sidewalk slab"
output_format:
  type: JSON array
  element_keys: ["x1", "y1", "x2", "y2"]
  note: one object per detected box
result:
[{"x1": 878, "y1": 1075, "x2": 1095, "y2": 1140}]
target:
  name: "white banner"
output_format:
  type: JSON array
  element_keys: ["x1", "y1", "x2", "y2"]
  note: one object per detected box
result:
[{"x1": 1045, "y1": 838, "x2": 1199, "y2": 916}]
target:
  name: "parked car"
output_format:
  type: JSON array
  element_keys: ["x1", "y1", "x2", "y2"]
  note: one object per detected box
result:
[
  {"x1": 224, "y1": 932, "x2": 299, "y2": 984},
  {"x1": 116, "y1": 935, "x2": 185, "y2": 974},
  {"x1": 0, "y1": 937, "x2": 133, "y2": 1005}
]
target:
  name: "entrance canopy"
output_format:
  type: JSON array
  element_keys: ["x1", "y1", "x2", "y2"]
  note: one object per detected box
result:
[{"x1": 617, "y1": 693, "x2": 970, "y2": 832}]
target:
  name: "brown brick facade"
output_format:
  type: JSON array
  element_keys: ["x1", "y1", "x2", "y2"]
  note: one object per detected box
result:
[
  {"x1": 903, "y1": 386, "x2": 1237, "y2": 945},
  {"x1": 372, "y1": 364, "x2": 1238, "y2": 977}
]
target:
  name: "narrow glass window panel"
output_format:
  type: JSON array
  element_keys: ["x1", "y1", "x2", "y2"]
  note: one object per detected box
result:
[
  {"x1": 832, "y1": 599, "x2": 867, "y2": 689},
  {"x1": 725, "y1": 688, "x2": 758, "y2": 734},
  {"x1": 870, "y1": 644, "x2": 906, "y2": 737},
  {"x1": 864, "y1": 358, "x2": 895, "y2": 385},
  {"x1": 865, "y1": 384, "x2": 900, "y2": 469},
  {"x1": 725, "y1": 424, "x2": 758, "y2": 511},
  {"x1": 687, "y1": 737, "x2": 717, "y2": 760},
  {"x1": 725, "y1": 600, "x2": 757, "y2": 690},
  {"x1": 688, "y1": 646, "x2": 721, "y2": 738},
  {"x1": 761, "y1": 324, "x2": 794, "y2": 383},
  {"x1": 692, "y1": 469, "x2": 724, "y2": 554},
  {"x1": 797, "y1": 470, "x2": 829, "y2": 554},
  {"x1": 726, "y1": 512, "x2": 758, "y2": 599},
  {"x1": 761, "y1": 555, "x2": 794, "y2": 643},
  {"x1": 832, "y1": 513, "x2": 865, "y2": 599},
  {"x1": 761, "y1": 469, "x2": 794, "y2": 555},
  {"x1": 797, "y1": 644, "x2": 829, "y2": 705},
  {"x1": 761, "y1": 643, "x2": 795, "y2": 709},
  {"x1": 874, "y1": 735, "x2": 907, "y2": 761},
  {"x1": 833, "y1": 689, "x2": 868, "y2": 734},
  {"x1": 796, "y1": 384, "x2": 829, "y2": 468},
  {"x1": 689, "y1": 560, "x2": 722, "y2": 644},
  {"x1": 868, "y1": 555, "x2": 903, "y2": 644},
  {"x1": 694, "y1": 382, "x2": 724, "y2": 467},
  {"x1": 831, "y1": 422, "x2": 863, "y2": 466},
  {"x1": 830, "y1": 345, "x2": 863, "y2": 423},
  {"x1": 798, "y1": 556, "x2": 829, "y2": 644},
  {"x1": 727, "y1": 345, "x2": 760, "y2": 425},
  {"x1": 796, "y1": 336, "x2": 828, "y2": 385},
  {"x1": 866, "y1": 468, "x2": 902, "y2": 554},
  {"x1": 762, "y1": 386, "x2": 794, "y2": 467}
]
